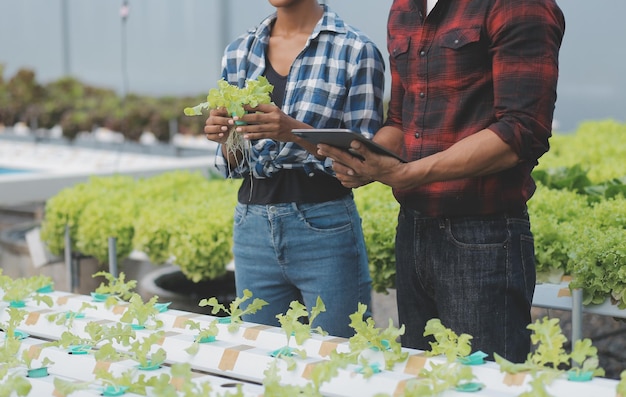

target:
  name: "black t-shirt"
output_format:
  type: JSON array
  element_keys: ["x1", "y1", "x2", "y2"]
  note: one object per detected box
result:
[{"x1": 237, "y1": 59, "x2": 350, "y2": 204}]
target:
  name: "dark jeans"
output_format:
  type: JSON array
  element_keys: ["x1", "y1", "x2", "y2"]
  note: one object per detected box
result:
[{"x1": 395, "y1": 206, "x2": 536, "y2": 363}]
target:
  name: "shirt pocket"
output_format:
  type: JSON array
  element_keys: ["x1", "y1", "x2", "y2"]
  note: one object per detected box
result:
[
  {"x1": 437, "y1": 27, "x2": 486, "y2": 91},
  {"x1": 388, "y1": 35, "x2": 412, "y2": 80}
]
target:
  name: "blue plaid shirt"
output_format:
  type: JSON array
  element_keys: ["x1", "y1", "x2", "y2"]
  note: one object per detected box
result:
[{"x1": 215, "y1": 5, "x2": 385, "y2": 179}]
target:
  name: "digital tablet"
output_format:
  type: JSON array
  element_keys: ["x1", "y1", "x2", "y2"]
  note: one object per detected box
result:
[{"x1": 292, "y1": 129, "x2": 406, "y2": 163}]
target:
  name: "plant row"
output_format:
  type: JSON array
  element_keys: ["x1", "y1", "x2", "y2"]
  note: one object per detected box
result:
[
  {"x1": 39, "y1": 171, "x2": 239, "y2": 283},
  {"x1": 529, "y1": 120, "x2": 626, "y2": 306},
  {"x1": 0, "y1": 271, "x2": 622, "y2": 397},
  {"x1": 0, "y1": 64, "x2": 206, "y2": 141}
]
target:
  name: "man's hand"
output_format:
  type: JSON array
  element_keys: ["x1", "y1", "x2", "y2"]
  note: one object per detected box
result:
[{"x1": 318, "y1": 140, "x2": 403, "y2": 189}]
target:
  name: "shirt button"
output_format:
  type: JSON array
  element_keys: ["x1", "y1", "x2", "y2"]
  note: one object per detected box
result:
[
  {"x1": 419, "y1": 92, "x2": 425, "y2": 98},
  {"x1": 454, "y1": 39, "x2": 459, "y2": 44},
  {"x1": 414, "y1": 132, "x2": 420, "y2": 139},
  {"x1": 420, "y1": 50, "x2": 426, "y2": 57}
]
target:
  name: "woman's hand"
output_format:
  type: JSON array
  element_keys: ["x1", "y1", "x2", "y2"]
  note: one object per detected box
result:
[
  {"x1": 204, "y1": 107, "x2": 234, "y2": 144},
  {"x1": 235, "y1": 103, "x2": 301, "y2": 142}
]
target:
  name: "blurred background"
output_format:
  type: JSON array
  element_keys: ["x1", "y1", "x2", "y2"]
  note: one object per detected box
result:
[{"x1": 1, "y1": 0, "x2": 625, "y2": 133}]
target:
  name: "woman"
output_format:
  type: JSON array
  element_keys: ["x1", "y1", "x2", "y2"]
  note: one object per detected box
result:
[{"x1": 203, "y1": 0, "x2": 384, "y2": 337}]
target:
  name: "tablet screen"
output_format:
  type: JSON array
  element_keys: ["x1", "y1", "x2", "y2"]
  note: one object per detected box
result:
[{"x1": 292, "y1": 129, "x2": 406, "y2": 163}]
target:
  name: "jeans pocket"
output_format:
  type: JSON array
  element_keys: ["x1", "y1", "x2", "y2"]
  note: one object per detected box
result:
[
  {"x1": 519, "y1": 233, "x2": 536, "y2": 294},
  {"x1": 233, "y1": 203, "x2": 247, "y2": 227},
  {"x1": 445, "y1": 217, "x2": 508, "y2": 249},
  {"x1": 298, "y1": 200, "x2": 353, "y2": 234}
]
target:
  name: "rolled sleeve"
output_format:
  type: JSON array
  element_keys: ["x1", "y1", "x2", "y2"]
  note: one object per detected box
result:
[{"x1": 488, "y1": 0, "x2": 565, "y2": 163}]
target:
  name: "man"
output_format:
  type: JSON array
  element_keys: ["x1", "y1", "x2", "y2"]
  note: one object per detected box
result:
[{"x1": 318, "y1": 0, "x2": 565, "y2": 362}]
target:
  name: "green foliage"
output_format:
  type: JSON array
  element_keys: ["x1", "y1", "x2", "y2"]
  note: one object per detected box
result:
[
  {"x1": 0, "y1": 272, "x2": 53, "y2": 307},
  {"x1": 0, "y1": 370, "x2": 31, "y2": 397},
  {"x1": 183, "y1": 76, "x2": 273, "y2": 161},
  {"x1": 532, "y1": 164, "x2": 593, "y2": 194},
  {"x1": 617, "y1": 370, "x2": 626, "y2": 397},
  {"x1": 353, "y1": 183, "x2": 399, "y2": 293},
  {"x1": 199, "y1": 288, "x2": 268, "y2": 333},
  {"x1": 167, "y1": 203, "x2": 233, "y2": 282},
  {"x1": 0, "y1": 66, "x2": 208, "y2": 141},
  {"x1": 536, "y1": 120, "x2": 626, "y2": 184},
  {"x1": 569, "y1": 339, "x2": 605, "y2": 378},
  {"x1": 52, "y1": 377, "x2": 90, "y2": 397},
  {"x1": 340, "y1": 303, "x2": 407, "y2": 376},
  {"x1": 183, "y1": 76, "x2": 274, "y2": 119},
  {"x1": 53, "y1": 367, "x2": 156, "y2": 397},
  {"x1": 184, "y1": 318, "x2": 219, "y2": 355},
  {"x1": 584, "y1": 177, "x2": 626, "y2": 201},
  {"x1": 94, "y1": 367, "x2": 155, "y2": 395},
  {"x1": 126, "y1": 331, "x2": 167, "y2": 369},
  {"x1": 529, "y1": 181, "x2": 626, "y2": 305},
  {"x1": 40, "y1": 175, "x2": 135, "y2": 256},
  {"x1": 567, "y1": 225, "x2": 626, "y2": 306},
  {"x1": 423, "y1": 319, "x2": 472, "y2": 362},
  {"x1": 40, "y1": 171, "x2": 239, "y2": 283},
  {"x1": 56, "y1": 321, "x2": 136, "y2": 351},
  {"x1": 135, "y1": 176, "x2": 238, "y2": 281},
  {"x1": 528, "y1": 185, "x2": 590, "y2": 279},
  {"x1": 93, "y1": 329, "x2": 167, "y2": 369},
  {"x1": 133, "y1": 202, "x2": 179, "y2": 265},
  {"x1": 75, "y1": 190, "x2": 137, "y2": 264},
  {"x1": 526, "y1": 121, "x2": 626, "y2": 305},
  {"x1": 276, "y1": 297, "x2": 327, "y2": 348},
  {"x1": 0, "y1": 308, "x2": 26, "y2": 366},
  {"x1": 494, "y1": 317, "x2": 604, "y2": 395},
  {"x1": 263, "y1": 360, "x2": 322, "y2": 397},
  {"x1": 132, "y1": 171, "x2": 231, "y2": 265},
  {"x1": 527, "y1": 317, "x2": 570, "y2": 369},
  {"x1": 403, "y1": 361, "x2": 478, "y2": 397},
  {"x1": 119, "y1": 293, "x2": 164, "y2": 330},
  {"x1": 46, "y1": 301, "x2": 96, "y2": 328},
  {"x1": 20, "y1": 349, "x2": 54, "y2": 370},
  {"x1": 93, "y1": 271, "x2": 137, "y2": 305}
]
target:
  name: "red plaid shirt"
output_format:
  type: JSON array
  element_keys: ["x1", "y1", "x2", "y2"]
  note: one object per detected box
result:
[{"x1": 385, "y1": 0, "x2": 565, "y2": 217}]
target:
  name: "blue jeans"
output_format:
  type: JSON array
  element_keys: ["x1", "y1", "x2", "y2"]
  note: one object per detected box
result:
[
  {"x1": 395, "y1": 207, "x2": 535, "y2": 363},
  {"x1": 232, "y1": 195, "x2": 371, "y2": 338}
]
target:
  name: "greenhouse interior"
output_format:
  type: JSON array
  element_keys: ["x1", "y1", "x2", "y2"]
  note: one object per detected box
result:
[{"x1": 1, "y1": 1, "x2": 626, "y2": 395}]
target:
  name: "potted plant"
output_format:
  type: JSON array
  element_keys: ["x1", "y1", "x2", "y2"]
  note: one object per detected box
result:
[
  {"x1": 273, "y1": 297, "x2": 327, "y2": 360},
  {"x1": 21, "y1": 350, "x2": 54, "y2": 378},
  {"x1": 197, "y1": 289, "x2": 268, "y2": 333},
  {"x1": 56, "y1": 320, "x2": 136, "y2": 356},
  {"x1": 91, "y1": 271, "x2": 137, "y2": 305},
  {"x1": 119, "y1": 294, "x2": 163, "y2": 330}
]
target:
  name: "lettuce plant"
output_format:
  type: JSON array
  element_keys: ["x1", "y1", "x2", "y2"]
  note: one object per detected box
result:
[
  {"x1": 184, "y1": 77, "x2": 274, "y2": 163},
  {"x1": 198, "y1": 288, "x2": 268, "y2": 333}
]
